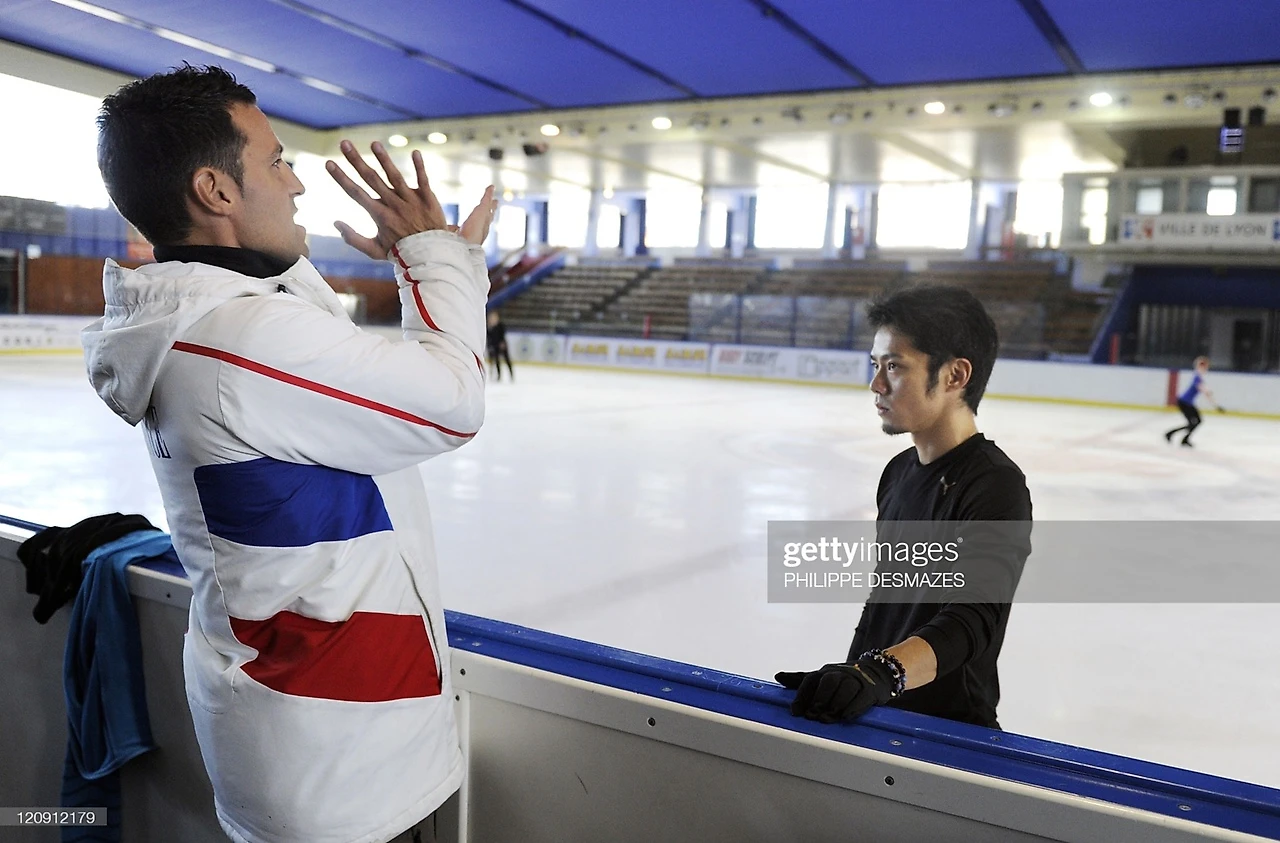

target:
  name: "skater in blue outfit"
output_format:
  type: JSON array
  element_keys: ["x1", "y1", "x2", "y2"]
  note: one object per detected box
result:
[{"x1": 1165, "y1": 356, "x2": 1224, "y2": 447}]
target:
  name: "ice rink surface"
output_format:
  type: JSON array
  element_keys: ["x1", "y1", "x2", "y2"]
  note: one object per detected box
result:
[{"x1": 4, "y1": 354, "x2": 1279, "y2": 789}]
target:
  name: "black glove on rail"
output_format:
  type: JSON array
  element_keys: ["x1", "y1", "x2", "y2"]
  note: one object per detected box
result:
[{"x1": 776, "y1": 657, "x2": 897, "y2": 724}]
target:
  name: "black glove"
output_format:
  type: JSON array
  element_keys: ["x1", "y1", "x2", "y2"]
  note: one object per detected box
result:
[{"x1": 775, "y1": 657, "x2": 897, "y2": 724}]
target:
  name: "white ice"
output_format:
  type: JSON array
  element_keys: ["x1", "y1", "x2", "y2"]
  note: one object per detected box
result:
[{"x1": 4, "y1": 355, "x2": 1279, "y2": 790}]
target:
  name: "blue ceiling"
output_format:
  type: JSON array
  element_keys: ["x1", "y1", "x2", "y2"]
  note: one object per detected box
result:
[{"x1": 1, "y1": 0, "x2": 1278, "y2": 128}]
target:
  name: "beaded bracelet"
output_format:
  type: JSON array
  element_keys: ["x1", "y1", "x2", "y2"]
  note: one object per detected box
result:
[{"x1": 862, "y1": 648, "x2": 907, "y2": 698}]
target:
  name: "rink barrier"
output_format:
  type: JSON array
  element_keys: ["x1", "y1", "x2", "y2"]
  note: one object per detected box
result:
[
  {"x1": 0, "y1": 315, "x2": 92, "y2": 355},
  {"x1": 7, "y1": 317, "x2": 1279, "y2": 417},
  {"x1": 506, "y1": 331, "x2": 1280, "y2": 419},
  {"x1": 2, "y1": 514, "x2": 1279, "y2": 842}
]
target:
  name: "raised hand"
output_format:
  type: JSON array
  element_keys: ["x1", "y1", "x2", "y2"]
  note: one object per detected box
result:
[
  {"x1": 458, "y1": 186, "x2": 498, "y2": 245},
  {"x1": 325, "y1": 140, "x2": 448, "y2": 260}
]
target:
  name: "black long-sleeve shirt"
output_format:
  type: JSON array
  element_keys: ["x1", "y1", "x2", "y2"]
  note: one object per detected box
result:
[{"x1": 848, "y1": 433, "x2": 1032, "y2": 728}]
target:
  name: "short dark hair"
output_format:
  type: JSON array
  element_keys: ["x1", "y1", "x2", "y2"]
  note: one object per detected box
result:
[
  {"x1": 97, "y1": 65, "x2": 256, "y2": 246},
  {"x1": 867, "y1": 285, "x2": 999, "y2": 413}
]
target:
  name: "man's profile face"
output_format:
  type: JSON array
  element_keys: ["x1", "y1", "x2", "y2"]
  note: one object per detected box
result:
[
  {"x1": 226, "y1": 103, "x2": 308, "y2": 264},
  {"x1": 869, "y1": 327, "x2": 952, "y2": 436}
]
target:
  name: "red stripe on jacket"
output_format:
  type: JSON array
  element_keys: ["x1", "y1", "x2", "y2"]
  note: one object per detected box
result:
[
  {"x1": 230, "y1": 610, "x2": 441, "y2": 702},
  {"x1": 407, "y1": 276, "x2": 443, "y2": 331},
  {"x1": 172, "y1": 341, "x2": 474, "y2": 438}
]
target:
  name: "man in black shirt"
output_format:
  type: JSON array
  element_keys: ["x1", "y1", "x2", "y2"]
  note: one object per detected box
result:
[{"x1": 778, "y1": 285, "x2": 1032, "y2": 729}]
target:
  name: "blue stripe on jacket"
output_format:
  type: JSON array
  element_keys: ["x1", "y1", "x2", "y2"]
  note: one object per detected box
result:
[{"x1": 194, "y1": 457, "x2": 393, "y2": 548}]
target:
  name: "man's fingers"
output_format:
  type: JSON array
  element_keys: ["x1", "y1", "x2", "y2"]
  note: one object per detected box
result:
[
  {"x1": 774, "y1": 671, "x2": 807, "y2": 691},
  {"x1": 339, "y1": 140, "x2": 395, "y2": 201},
  {"x1": 460, "y1": 186, "x2": 498, "y2": 244},
  {"x1": 412, "y1": 151, "x2": 446, "y2": 220},
  {"x1": 806, "y1": 670, "x2": 845, "y2": 717},
  {"x1": 790, "y1": 671, "x2": 822, "y2": 716},
  {"x1": 334, "y1": 221, "x2": 384, "y2": 260},
  {"x1": 370, "y1": 141, "x2": 412, "y2": 200},
  {"x1": 326, "y1": 159, "x2": 380, "y2": 212},
  {"x1": 412, "y1": 149, "x2": 431, "y2": 199}
]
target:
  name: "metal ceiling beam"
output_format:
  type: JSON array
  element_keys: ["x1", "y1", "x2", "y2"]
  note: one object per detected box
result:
[
  {"x1": 262, "y1": 0, "x2": 550, "y2": 109},
  {"x1": 41, "y1": 0, "x2": 421, "y2": 119},
  {"x1": 703, "y1": 139, "x2": 829, "y2": 182},
  {"x1": 871, "y1": 133, "x2": 974, "y2": 179},
  {"x1": 0, "y1": 38, "x2": 330, "y2": 154},
  {"x1": 552, "y1": 147, "x2": 704, "y2": 187},
  {"x1": 1068, "y1": 126, "x2": 1128, "y2": 167},
  {"x1": 499, "y1": 0, "x2": 700, "y2": 97},
  {"x1": 744, "y1": 0, "x2": 875, "y2": 87},
  {"x1": 1014, "y1": 0, "x2": 1086, "y2": 75},
  {"x1": 432, "y1": 150, "x2": 593, "y2": 191}
]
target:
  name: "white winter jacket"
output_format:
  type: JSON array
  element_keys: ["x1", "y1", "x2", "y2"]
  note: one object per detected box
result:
[{"x1": 82, "y1": 231, "x2": 489, "y2": 843}]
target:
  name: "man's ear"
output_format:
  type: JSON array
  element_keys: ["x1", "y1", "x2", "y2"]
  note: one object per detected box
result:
[
  {"x1": 947, "y1": 358, "x2": 973, "y2": 393},
  {"x1": 190, "y1": 167, "x2": 237, "y2": 218}
]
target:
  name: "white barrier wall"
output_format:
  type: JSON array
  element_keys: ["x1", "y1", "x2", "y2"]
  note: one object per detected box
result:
[
  {"x1": 508, "y1": 331, "x2": 1280, "y2": 417},
  {"x1": 7, "y1": 317, "x2": 1280, "y2": 417},
  {"x1": 0, "y1": 316, "x2": 94, "y2": 353},
  {"x1": 5, "y1": 522, "x2": 1279, "y2": 843}
]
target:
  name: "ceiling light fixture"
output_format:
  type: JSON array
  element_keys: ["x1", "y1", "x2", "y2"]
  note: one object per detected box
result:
[
  {"x1": 388, "y1": 134, "x2": 408, "y2": 148},
  {"x1": 1089, "y1": 92, "x2": 1113, "y2": 107},
  {"x1": 651, "y1": 116, "x2": 673, "y2": 130},
  {"x1": 923, "y1": 101, "x2": 945, "y2": 115},
  {"x1": 540, "y1": 123, "x2": 560, "y2": 137},
  {"x1": 427, "y1": 132, "x2": 447, "y2": 144}
]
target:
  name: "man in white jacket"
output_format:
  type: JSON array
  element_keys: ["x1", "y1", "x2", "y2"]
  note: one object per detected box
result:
[{"x1": 82, "y1": 65, "x2": 496, "y2": 843}]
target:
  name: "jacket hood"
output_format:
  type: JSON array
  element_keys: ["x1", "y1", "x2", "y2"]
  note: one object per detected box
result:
[{"x1": 83, "y1": 257, "x2": 349, "y2": 425}]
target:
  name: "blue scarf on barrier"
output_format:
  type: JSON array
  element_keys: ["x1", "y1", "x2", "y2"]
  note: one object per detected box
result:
[{"x1": 61, "y1": 530, "x2": 171, "y2": 842}]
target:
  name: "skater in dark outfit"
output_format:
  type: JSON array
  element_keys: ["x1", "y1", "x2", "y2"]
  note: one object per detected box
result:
[
  {"x1": 1165, "y1": 356, "x2": 1223, "y2": 448},
  {"x1": 486, "y1": 310, "x2": 514, "y2": 381},
  {"x1": 777, "y1": 286, "x2": 1032, "y2": 729}
]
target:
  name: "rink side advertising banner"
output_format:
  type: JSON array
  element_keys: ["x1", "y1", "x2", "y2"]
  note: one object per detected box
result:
[{"x1": 767, "y1": 521, "x2": 1280, "y2": 603}]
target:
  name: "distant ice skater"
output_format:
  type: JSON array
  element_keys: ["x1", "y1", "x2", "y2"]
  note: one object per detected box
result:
[{"x1": 1165, "y1": 356, "x2": 1225, "y2": 448}]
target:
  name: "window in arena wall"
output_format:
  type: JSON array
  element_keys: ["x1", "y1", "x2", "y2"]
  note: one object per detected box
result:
[
  {"x1": 876, "y1": 181, "x2": 971, "y2": 250},
  {"x1": 294, "y1": 152, "x2": 377, "y2": 239},
  {"x1": 596, "y1": 203, "x2": 622, "y2": 250},
  {"x1": 495, "y1": 204, "x2": 527, "y2": 251},
  {"x1": 1206, "y1": 188, "x2": 1238, "y2": 216},
  {"x1": 0, "y1": 74, "x2": 109, "y2": 208},
  {"x1": 547, "y1": 188, "x2": 589, "y2": 248},
  {"x1": 1012, "y1": 181, "x2": 1063, "y2": 248},
  {"x1": 1080, "y1": 185, "x2": 1109, "y2": 246},
  {"x1": 644, "y1": 186, "x2": 702, "y2": 248},
  {"x1": 706, "y1": 200, "x2": 729, "y2": 249},
  {"x1": 754, "y1": 184, "x2": 828, "y2": 249}
]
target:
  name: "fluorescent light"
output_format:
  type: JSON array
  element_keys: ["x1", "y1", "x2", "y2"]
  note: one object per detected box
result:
[
  {"x1": 298, "y1": 76, "x2": 348, "y2": 96},
  {"x1": 47, "y1": 0, "x2": 129, "y2": 24},
  {"x1": 1089, "y1": 92, "x2": 1113, "y2": 107},
  {"x1": 427, "y1": 132, "x2": 447, "y2": 145},
  {"x1": 540, "y1": 124, "x2": 560, "y2": 137},
  {"x1": 651, "y1": 116, "x2": 672, "y2": 130},
  {"x1": 924, "y1": 101, "x2": 946, "y2": 115},
  {"x1": 388, "y1": 134, "x2": 408, "y2": 148}
]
